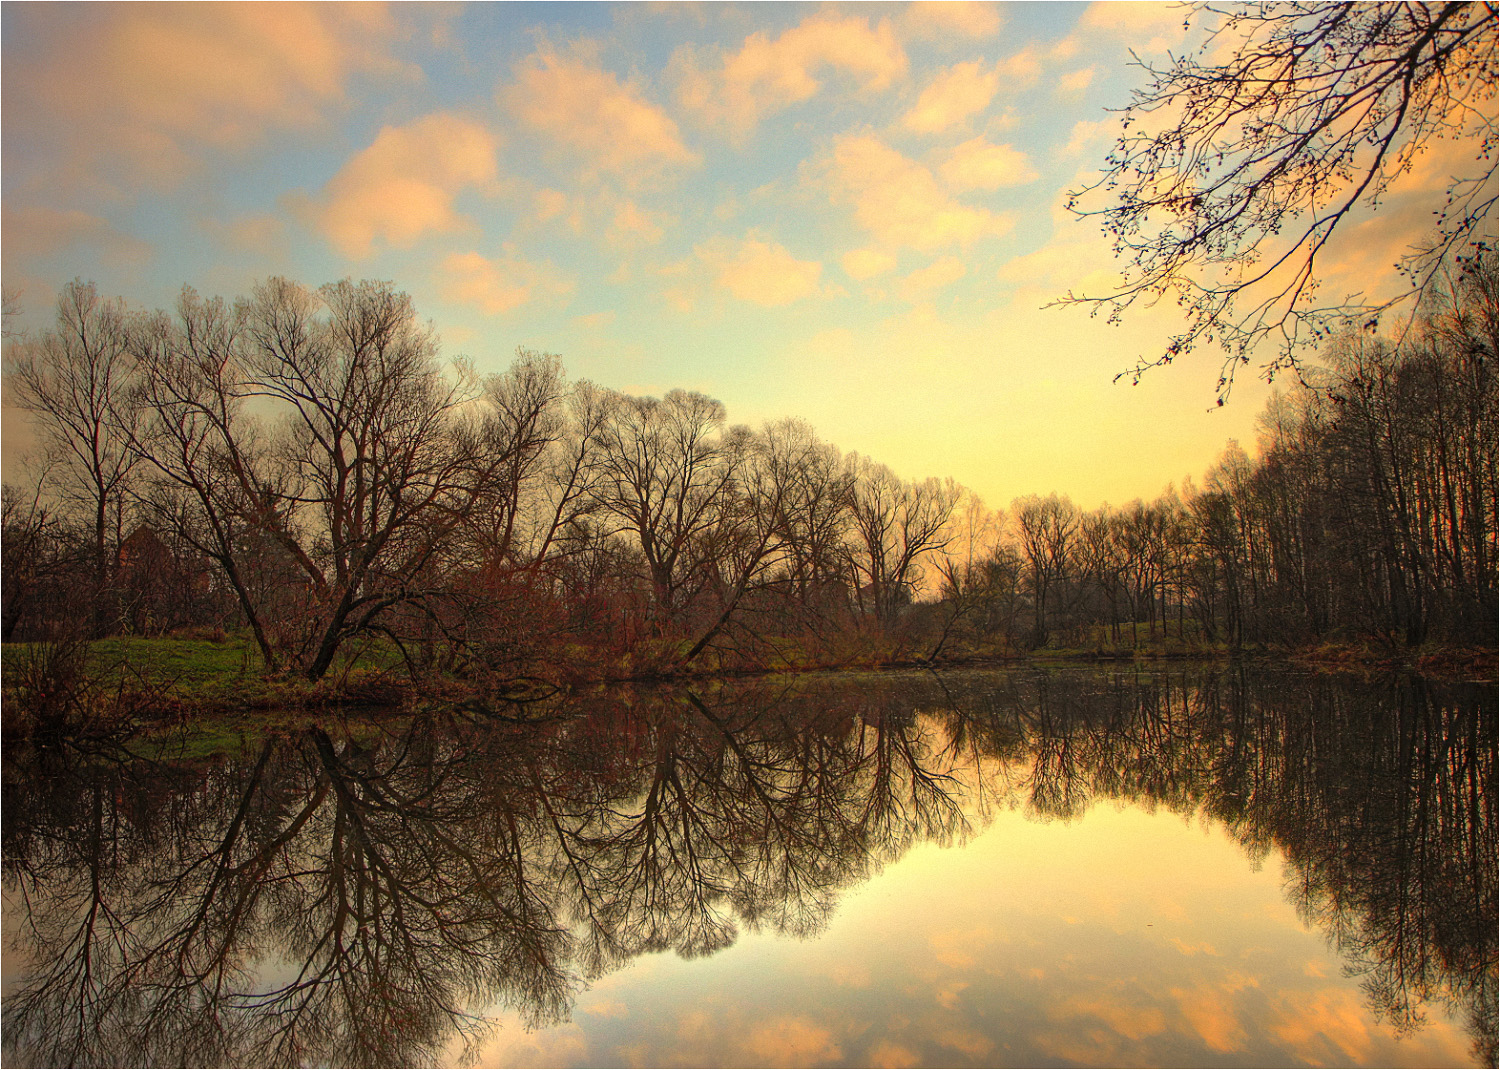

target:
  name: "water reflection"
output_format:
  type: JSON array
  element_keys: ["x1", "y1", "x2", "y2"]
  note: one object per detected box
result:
[{"x1": 3, "y1": 669, "x2": 1494, "y2": 1067}]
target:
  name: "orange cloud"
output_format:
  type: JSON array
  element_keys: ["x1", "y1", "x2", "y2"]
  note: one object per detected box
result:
[
  {"x1": 307, "y1": 114, "x2": 499, "y2": 259},
  {"x1": 1079, "y1": 2, "x2": 1191, "y2": 54},
  {"x1": 899, "y1": 256, "x2": 968, "y2": 300},
  {"x1": 506, "y1": 45, "x2": 699, "y2": 179},
  {"x1": 697, "y1": 234, "x2": 824, "y2": 306},
  {"x1": 440, "y1": 250, "x2": 574, "y2": 316},
  {"x1": 940, "y1": 137, "x2": 1038, "y2": 191},
  {"x1": 843, "y1": 248, "x2": 898, "y2": 280},
  {"x1": 676, "y1": 14, "x2": 907, "y2": 139},
  {"x1": 820, "y1": 134, "x2": 1012, "y2": 252},
  {"x1": 3, "y1": 3, "x2": 415, "y2": 193},
  {"x1": 903, "y1": 60, "x2": 1000, "y2": 133},
  {"x1": 744, "y1": 1017, "x2": 842, "y2": 1065},
  {"x1": 0, "y1": 206, "x2": 152, "y2": 273},
  {"x1": 1058, "y1": 67, "x2": 1097, "y2": 97}
]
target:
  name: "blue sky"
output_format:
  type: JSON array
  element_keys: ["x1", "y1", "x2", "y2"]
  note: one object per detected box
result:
[{"x1": 4, "y1": 2, "x2": 1450, "y2": 510}]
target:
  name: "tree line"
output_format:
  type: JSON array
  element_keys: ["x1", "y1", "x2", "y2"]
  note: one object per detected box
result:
[{"x1": 3, "y1": 255, "x2": 1494, "y2": 680}]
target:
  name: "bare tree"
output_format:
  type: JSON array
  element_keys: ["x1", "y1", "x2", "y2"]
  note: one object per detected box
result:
[
  {"x1": 1012, "y1": 493, "x2": 1080, "y2": 648},
  {"x1": 848, "y1": 458, "x2": 959, "y2": 629},
  {"x1": 6, "y1": 280, "x2": 141, "y2": 634},
  {"x1": 588, "y1": 388, "x2": 740, "y2": 632},
  {"x1": 1064, "y1": 2, "x2": 1498, "y2": 398}
]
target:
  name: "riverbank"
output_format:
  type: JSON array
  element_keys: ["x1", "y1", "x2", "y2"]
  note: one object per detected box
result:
[{"x1": 3, "y1": 632, "x2": 1494, "y2": 741}]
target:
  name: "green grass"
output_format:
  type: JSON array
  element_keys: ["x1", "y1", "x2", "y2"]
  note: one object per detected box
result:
[{"x1": 3, "y1": 632, "x2": 410, "y2": 712}]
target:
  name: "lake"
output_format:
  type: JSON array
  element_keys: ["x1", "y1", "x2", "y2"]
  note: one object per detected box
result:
[{"x1": 2, "y1": 667, "x2": 1494, "y2": 1068}]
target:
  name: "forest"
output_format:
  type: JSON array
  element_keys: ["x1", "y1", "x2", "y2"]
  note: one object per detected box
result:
[{"x1": 2, "y1": 252, "x2": 1495, "y2": 689}]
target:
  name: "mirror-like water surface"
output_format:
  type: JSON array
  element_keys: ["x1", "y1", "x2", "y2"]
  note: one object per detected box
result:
[{"x1": 3, "y1": 668, "x2": 1494, "y2": 1068}]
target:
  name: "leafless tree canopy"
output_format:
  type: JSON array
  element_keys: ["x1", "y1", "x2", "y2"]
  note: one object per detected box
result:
[{"x1": 1065, "y1": 1, "x2": 1498, "y2": 398}]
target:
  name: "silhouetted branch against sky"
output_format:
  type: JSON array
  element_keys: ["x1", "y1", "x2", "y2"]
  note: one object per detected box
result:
[{"x1": 1063, "y1": 1, "x2": 1498, "y2": 401}]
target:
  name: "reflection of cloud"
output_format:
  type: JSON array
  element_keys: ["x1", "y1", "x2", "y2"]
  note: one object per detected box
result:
[
  {"x1": 306, "y1": 113, "x2": 499, "y2": 259},
  {"x1": 1170, "y1": 983, "x2": 1250, "y2": 1053},
  {"x1": 903, "y1": 60, "x2": 999, "y2": 133},
  {"x1": 819, "y1": 134, "x2": 1011, "y2": 252},
  {"x1": 866, "y1": 1037, "x2": 921, "y2": 1067},
  {"x1": 1168, "y1": 937, "x2": 1221, "y2": 957},
  {"x1": 696, "y1": 233, "x2": 824, "y2": 307},
  {"x1": 938, "y1": 1026, "x2": 994, "y2": 1058},
  {"x1": 1267, "y1": 988, "x2": 1372, "y2": 1064},
  {"x1": 440, "y1": 250, "x2": 574, "y2": 315},
  {"x1": 1055, "y1": 992, "x2": 1168, "y2": 1042},
  {"x1": 746, "y1": 1017, "x2": 842, "y2": 1065},
  {"x1": 506, "y1": 44, "x2": 699, "y2": 179},
  {"x1": 582, "y1": 998, "x2": 629, "y2": 1019},
  {"x1": 676, "y1": 14, "x2": 906, "y2": 139},
  {"x1": 928, "y1": 924, "x2": 995, "y2": 969},
  {"x1": 4, "y1": 3, "x2": 414, "y2": 193}
]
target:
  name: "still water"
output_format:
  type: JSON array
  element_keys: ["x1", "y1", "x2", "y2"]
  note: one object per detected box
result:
[{"x1": 2, "y1": 667, "x2": 1494, "y2": 1068}]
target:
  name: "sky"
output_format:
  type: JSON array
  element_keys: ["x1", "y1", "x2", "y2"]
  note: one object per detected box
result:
[{"x1": 0, "y1": 1, "x2": 1464, "y2": 512}]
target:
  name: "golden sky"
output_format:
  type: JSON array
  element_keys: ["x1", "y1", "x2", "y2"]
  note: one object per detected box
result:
[{"x1": 2, "y1": 2, "x2": 1472, "y2": 509}]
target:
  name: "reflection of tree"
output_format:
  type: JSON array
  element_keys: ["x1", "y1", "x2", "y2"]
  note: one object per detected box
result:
[
  {"x1": 928, "y1": 667, "x2": 1497, "y2": 1067},
  {"x1": 2, "y1": 688, "x2": 972, "y2": 1067},
  {"x1": 4, "y1": 669, "x2": 1493, "y2": 1066}
]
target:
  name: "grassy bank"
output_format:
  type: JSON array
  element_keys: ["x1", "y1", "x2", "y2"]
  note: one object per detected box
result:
[{"x1": 4, "y1": 630, "x2": 1493, "y2": 747}]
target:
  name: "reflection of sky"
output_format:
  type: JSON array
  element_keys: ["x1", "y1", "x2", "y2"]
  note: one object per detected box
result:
[{"x1": 476, "y1": 805, "x2": 1472, "y2": 1068}]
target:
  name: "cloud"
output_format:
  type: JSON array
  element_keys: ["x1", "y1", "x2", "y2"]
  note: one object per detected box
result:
[
  {"x1": 744, "y1": 1017, "x2": 842, "y2": 1065},
  {"x1": 506, "y1": 44, "x2": 699, "y2": 179},
  {"x1": 900, "y1": 2, "x2": 1004, "y2": 41},
  {"x1": 1058, "y1": 67, "x2": 1096, "y2": 97},
  {"x1": 528, "y1": 186, "x2": 669, "y2": 247},
  {"x1": 1063, "y1": 117, "x2": 1118, "y2": 157},
  {"x1": 198, "y1": 213, "x2": 288, "y2": 257},
  {"x1": 306, "y1": 114, "x2": 499, "y2": 259},
  {"x1": 899, "y1": 256, "x2": 967, "y2": 300},
  {"x1": 0, "y1": 206, "x2": 152, "y2": 273},
  {"x1": 696, "y1": 234, "x2": 824, "y2": 306},
  {"x1": 903, "y1": 60, "x2": 1001, "y2": 133},
  {"x1": 676, "y1": 14, "x2": 907, "y2": 139},
  {"x1": 843, "y1": 248, "x2": 898, "y2": 280},
  {"x1": 1078, "y1": 2, "x2": 1191, "y2": 54},
  {"x1": 940, "y1": 137, "x2": 1038, "y2": 191},
  {"x1": 819, "y1": 134, "x2": 1012, "y2": 252},
  {"x1": 2, "y1": 3, "x2": 416, "y2": 194},
  {"x1": 440, "y1": 250, "x2": 574, "y2": 315}
]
